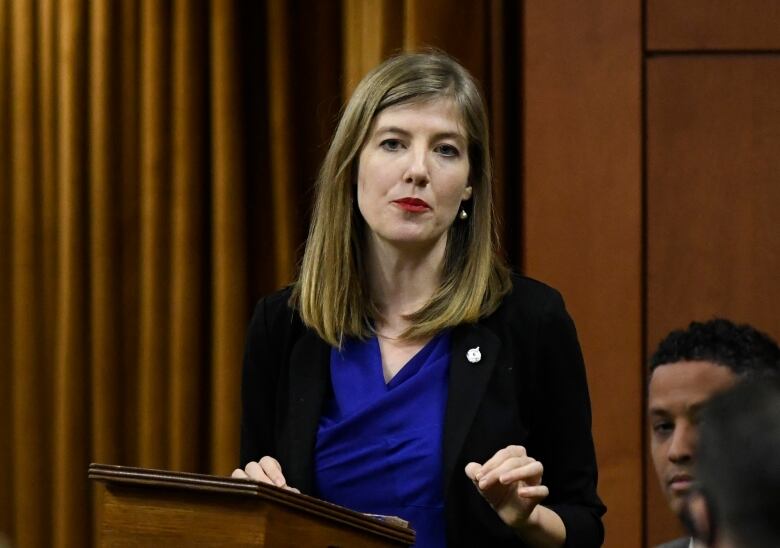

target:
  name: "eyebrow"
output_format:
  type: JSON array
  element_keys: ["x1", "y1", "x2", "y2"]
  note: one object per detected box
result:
[
  {"x1": 688, "y1": 402, "x2": 706, "y2": 414},
  {"x1": 373, "y1": 126, "x2": 467, "y2": 144},
  {"x1": 647, "y1": 408, "x2": 670, "y2": 417},
  {"x1": 647, "y1": 402, "x2": 706, "y2": 417}
]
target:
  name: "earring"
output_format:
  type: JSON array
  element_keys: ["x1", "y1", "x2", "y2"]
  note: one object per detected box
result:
[{"x1": 459, "y1": 208, "x2": 468, "y2": 220}]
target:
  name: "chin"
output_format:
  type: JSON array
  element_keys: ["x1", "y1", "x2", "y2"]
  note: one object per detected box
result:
[
  {"x1": 668, "y1": 493, "x2": 687, "y2": 516},
  {"x1": 384, "y1": 232, "x2": 440, "y2": 247}
]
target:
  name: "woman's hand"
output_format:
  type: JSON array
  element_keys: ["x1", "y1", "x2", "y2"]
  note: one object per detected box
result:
[
  {"x1": 232, "y1": 456, "x2": 300, "y2": 493},
  {"x1": 465, "y1": 445, "x2": 553, "y2": 533}
]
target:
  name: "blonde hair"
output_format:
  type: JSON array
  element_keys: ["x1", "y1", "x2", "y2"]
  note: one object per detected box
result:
[{"x1": 291, "y1": 51, "x2": 511, "y2": 346}]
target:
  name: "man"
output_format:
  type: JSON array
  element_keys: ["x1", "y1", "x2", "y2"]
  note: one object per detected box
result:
[
  {"x1": 647, "y1": 318, "x2": 780, "y2": 548},
  {"x1": 685, "y1": 379, "x2": 780, "y2": 547}
]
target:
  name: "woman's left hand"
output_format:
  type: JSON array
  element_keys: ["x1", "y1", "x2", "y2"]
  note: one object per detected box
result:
[{"x1": 465, "y1": 445, "x2": 549, "y2": 529}]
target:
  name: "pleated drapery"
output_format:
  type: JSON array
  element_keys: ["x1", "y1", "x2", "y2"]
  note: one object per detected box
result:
[{"x1": 0, "y1": 1, "x2": 522, "y2": 546}]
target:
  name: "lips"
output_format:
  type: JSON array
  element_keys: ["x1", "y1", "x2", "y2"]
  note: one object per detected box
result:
[
  {"x1": 393, "y1": 197, "x2": 430, "y2": 212},
  {"x1": 668, "y1": 473, "x2": 694, "y2": 494}
]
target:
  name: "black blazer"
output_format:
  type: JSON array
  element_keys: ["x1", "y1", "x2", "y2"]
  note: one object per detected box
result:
[{"x1": 240, "y1": 274, "x2": 605, "y2": 547}]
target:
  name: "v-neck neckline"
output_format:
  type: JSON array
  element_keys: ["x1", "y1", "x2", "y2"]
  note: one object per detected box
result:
[{"x1": 373, "y1": 332, "x2": 448, "y2": 388}]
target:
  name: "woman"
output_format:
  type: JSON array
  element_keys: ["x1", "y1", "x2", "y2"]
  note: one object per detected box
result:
[{"x1": 234, "y1": 52, "x2": 605, "y2": 547}]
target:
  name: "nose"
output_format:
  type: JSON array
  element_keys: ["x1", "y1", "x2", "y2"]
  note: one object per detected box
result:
[
  {"x1": 403, "y1": 147, "x2": 429, "y2": 186},
  {"x1": 668, "y1": 422, "x2": 695, "y2": 464}
]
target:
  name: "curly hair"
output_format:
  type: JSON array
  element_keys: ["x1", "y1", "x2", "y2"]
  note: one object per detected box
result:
[{"x1": 649, "y1": 318, "x2": 780, "y2": 378}]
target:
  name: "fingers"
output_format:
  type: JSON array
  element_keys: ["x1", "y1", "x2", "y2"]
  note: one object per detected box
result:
[
  {"x1": 477, "y1": 458, "x2": 541, "y2": 490},
  {"x1": 517, "y1": 484, "x2": 549, "y2": 500},
  {"x1": 465, "y1": 445, "x2": 544, "y2": 490},
  {"x1": 464, "y1": 462, "x2": 482, "y2": 481},
  {"x1": 464, "y1": 445, "x2": 550, "y2": 528},
  {"x1": 249, "y1": 456, "x2": 286, "y2": 487},
  {"x1": 478, "y1": 457, "x2": 535, "y2": 489},
  {"x1": 233, "y1": 461, "x2": 299, "y2": 494},
  {"x1": 236, "y1": 456, "x2": 288, "y2": 488},
  {"x1": 495, "y1": 460, "x2": 544, "y2": 486},
  {"x1": 478, "y1": 445, "x2": 527, "y2": 478},
  {"x1": 259, "y1": 456, "x2": 287, "y2": 487}
]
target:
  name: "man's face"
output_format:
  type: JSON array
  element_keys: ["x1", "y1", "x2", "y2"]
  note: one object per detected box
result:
[{"x1": 648, "y1": 361, "x2": 737, "y2": 515}]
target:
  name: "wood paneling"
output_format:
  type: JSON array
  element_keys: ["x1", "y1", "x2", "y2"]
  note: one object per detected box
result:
[
  {"x1": 645, "y1": 54, "x2": 780, "y2": 545},
  {"x1": 523, "y1": 3, "x2": 643, "y2": 547},
  {"x1": 647, "y1": 0, "x2": 780, "y2": 51}
]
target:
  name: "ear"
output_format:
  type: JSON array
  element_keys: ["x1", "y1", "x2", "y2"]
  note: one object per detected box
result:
[{"x1": 461, "y1": 185, "x2": 473, "y2": 201}]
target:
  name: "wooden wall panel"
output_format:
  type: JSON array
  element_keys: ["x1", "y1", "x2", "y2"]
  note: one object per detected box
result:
[
  {"x1": 647, "y1": 0, "x2": 780, "y2": 51},
  {"x1": 523, "y1": 3, "x2": 643, "y2": 547},
  {"x1": 645, "y1": 55, "x2": 780, "y2": 546}
]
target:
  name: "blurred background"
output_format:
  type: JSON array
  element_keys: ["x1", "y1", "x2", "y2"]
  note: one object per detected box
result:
[{"x1": 1, "y1": 1, "x2": 778, "y2": 546}]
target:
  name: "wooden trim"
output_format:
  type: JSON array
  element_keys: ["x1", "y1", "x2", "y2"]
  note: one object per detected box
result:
[{"x1": 89, "y1": 463, "x2": 414, "y2": 544}]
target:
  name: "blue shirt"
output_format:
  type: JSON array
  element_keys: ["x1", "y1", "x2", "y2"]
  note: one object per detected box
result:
[{"x1": 314, "y1": 332, "x2": 451, "y2": 548}]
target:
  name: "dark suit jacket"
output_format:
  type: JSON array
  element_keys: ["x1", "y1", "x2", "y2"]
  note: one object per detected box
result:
[{"x1": 240, "y1": 274, "x2": 605, "y2": 547}]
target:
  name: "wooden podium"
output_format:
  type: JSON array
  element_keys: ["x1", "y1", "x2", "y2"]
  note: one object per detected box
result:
[{"x1": 89, "y1": 463, "x2": 415, "y2": 547}]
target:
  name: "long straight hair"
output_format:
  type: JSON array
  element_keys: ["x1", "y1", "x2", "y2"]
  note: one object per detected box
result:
[{"x1": 291, "y1": 52, "x2": 511, "y2": 347}]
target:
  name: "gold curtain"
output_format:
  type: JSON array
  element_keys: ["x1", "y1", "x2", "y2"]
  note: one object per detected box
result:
[{"x1": 0, "y1": 1, "x2": 520, "y2": 546}]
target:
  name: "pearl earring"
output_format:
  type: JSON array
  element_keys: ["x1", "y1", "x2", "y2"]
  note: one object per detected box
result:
[{"x1": 459, "y1": 209, "x2": 468, "y2": 220}]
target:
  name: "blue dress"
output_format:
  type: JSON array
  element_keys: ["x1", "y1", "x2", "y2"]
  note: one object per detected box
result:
[{"x1": 314, "y1": 332, "x2": 451, "y2": 548}]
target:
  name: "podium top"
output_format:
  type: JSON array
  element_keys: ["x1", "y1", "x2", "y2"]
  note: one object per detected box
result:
[{"x1": 89, "y1": 463, "x2": 414, "y2": 544}]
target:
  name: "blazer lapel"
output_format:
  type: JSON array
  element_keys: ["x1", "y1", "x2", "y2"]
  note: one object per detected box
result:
[
  {"x1": 443, "y1": 323, "x2": 501, "y2": 497},
  {"x1": 283, "y1": 328, "x2": 330, "y2": 493}
]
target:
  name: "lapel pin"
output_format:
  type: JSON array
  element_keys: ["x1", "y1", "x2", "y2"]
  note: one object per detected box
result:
[{"x1": 466, "y1": 346, "x2": 481, "y2": 364}]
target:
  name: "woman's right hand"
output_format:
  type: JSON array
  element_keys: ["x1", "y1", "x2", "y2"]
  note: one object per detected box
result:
[{"x1": 231, "y1": 456, "x2": 300, "y2": 493}]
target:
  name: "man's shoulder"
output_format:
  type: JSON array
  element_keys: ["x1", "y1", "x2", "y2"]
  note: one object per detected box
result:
[{"x1": 655, "y1": 537, "x2": 690, "y2": 548}]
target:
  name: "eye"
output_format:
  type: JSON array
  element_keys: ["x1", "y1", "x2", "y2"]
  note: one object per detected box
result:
[
  {"x1": 652, "y1": 421, "x2": 674, "y2": 438},
  {"x1": 380, "y1": 138, "x2": 403, "y2": 151},
  {"x1": 435, "y1": 143, "x2": 460, "y2": 157}
]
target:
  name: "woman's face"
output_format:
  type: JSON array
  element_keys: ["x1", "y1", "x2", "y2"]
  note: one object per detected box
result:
[{"x1": 356, "y1": 98, "x2": 472, "y2": 252}]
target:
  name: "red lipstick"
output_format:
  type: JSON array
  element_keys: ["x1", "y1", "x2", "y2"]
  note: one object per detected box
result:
[{"x1": 393, "y1": 197, "x2": 430, "y2": 212}]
